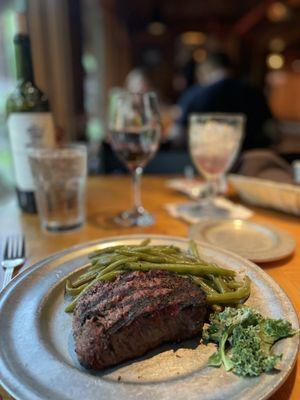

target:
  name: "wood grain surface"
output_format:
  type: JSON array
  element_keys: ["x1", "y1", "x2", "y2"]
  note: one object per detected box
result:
[{"x1": 0, "y1": 175, "x2": 299, "y2": 400}]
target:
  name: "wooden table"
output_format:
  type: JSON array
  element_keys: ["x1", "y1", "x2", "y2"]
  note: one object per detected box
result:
[{"x1": 0, "y1": 175, "x2": 299, "y2": 400}]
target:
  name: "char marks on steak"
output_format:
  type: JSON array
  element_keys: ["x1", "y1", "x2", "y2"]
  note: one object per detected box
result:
[{"x1": 73, "y1": 269, "x2": 207, "y2": 369}]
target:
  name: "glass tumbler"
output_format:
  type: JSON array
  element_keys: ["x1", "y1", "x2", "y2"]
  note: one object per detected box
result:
[
  {"x1": 188, "y1": 113, "x2": 245, "y2": 218},
  {"x1": 29, "y1": 145, "x2": 87, "y2": 231}
]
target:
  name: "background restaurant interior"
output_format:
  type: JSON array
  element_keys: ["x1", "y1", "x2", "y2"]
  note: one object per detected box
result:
[{"x1": 1, "y1": 0, "x2": 300, "y2": 198}]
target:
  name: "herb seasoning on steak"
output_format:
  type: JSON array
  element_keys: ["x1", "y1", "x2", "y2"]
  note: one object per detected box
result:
[{"x1": 73, "y1": 269, "x2": 207, "y2": 369}]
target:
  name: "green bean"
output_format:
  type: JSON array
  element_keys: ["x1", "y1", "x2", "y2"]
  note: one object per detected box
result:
[
  {"x1": 90, "y1": 244, "x2": 179, "y2": 259},
  {"x1": 71, "y1": 270, "x2": 98, "y2": 287},
  {"x1": 162, "y1": 253, "x2": 192, "y2": 262},
  {"x1": 223, "y1": 276, "x2": 234, "y2": 282},
  {"x1": 206, "y1": 277, "x2": 251, "y2": 305},
  {"x1": 206, "y1": 279, "x2": 219, "y2": 292},
  {"x1": 188, "y1": 240, "x2": 201, "y2": 259},
  {"x1": 72, "y1": 267, "x2": 93, "y2": 280},
  {"x1": 175, "y1": 253, "x2": 198, "y2": 262},
  {"x1": 152, "y1": 252, "x2": 189, "y2": 262},
  {"x1": 188, "y1": 240, "x2": 208, "y2": 264},
  {"x1": 213, "y1": 276, "x2": 229, "y2": 294},
  {"x1": 65, "y1": 280, "x2": 97, "y2": 312},
  {"x1": 91, "y1": 253, "x2": 120, "y2": 265},
  {"x1": 154, "y1": 249, "x2": 197, "y2": 263},
  {"x1": 125, "y1": 261, "x2": 235, "y2": 277},
  {"x1": 124, "y1": 245, "x2": 181, "y2": 254},
  {"x1": 89, "y1": 245, "x2": 134, "y2": 258},
  {"x1": 65, "y1": 280, "x2": 88, "y2": 296},
  {"x1": 221, "y1": 276, "x2": 233, "y2": 291},
  {"x1": 136, "y1": 253, "x2": 179, "y2": 264},
  {"x1": 191, "y1": 276, "x2": 218, "y2": 295},
  {"x1": 226, "y1": 281, "x2": 243, "y2": 289},
  {"x1": 98, "y1": 270, "x2": 124, "y2": 281},
  {"x1": 65, "y1": 241, "x2": 251, "y2": 313},
  {"x1": 115, "y1": 249, "x2": 195, "y2": 265},
  {"x1": 144, "y1": 251, "x2": 196, "y2": 264},
  {"x1": 72, "y1": 255, "x2": 136, "y2": 287},
  {"x1": 73, "y1": 256, "x2": 136, "y2": 293},
  {"x1": 88, "y1": 254, "x2": 125, "y2": 271},
  {"x1": 88, "y1": 247, "x2": 118, "y2": 258},
  {"x1": 97, "y1": 256, "x2": 139, "y2": 278},
  {"x1": 65, "y1": 270, "x2": 125, "y2": 312},
  {"x1": 139, "y1": 238, "x2": 151, "y2": 246}
]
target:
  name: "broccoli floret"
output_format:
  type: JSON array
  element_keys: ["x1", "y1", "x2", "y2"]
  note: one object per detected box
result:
[{"x1": 204, "y1": 306, "x2": 298, "y2": 377}]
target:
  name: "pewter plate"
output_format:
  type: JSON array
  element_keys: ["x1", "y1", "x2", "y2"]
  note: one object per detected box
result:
[
  {"x1": 189, "y1": 219, "x2": 296, "y2": 263},
  {"x1": 0, "y1": 235, "x2": 298, "y2": 400}
]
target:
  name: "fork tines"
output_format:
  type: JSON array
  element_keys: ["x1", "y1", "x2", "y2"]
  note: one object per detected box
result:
[{"x1": 3, "y1": 235, "x2": 25, "y2": 259}]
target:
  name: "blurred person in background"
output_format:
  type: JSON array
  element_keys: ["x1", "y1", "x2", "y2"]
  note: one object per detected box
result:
[
  {"x1": 173, "y1": 52, "x2": 274, "y2": 150},
  {"x1": 125, "y1": 68, "x2": 152, "y2": 94},
  {"x1": 125, "y1": 68, "x2": 176, "y2": 143}
]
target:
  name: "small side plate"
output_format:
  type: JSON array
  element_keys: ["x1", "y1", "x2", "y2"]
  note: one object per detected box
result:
[{"x1": 189, "y1": 219, "x2": 296, "y2": 263}]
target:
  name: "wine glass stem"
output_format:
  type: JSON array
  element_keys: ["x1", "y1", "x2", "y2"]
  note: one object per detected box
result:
[
  {"x1": 132, "y1": 166, "x2": 143, "y2": 213},
  {"x1": 205, "y1": 177, "x2": 219, "y2": 208}
]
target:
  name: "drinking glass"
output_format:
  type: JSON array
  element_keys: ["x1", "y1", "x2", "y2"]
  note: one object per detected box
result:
[
  {"x1": 108, "y1": 91, "x2": 161, "y2": 227},
  {"x1": 29, "y1": 144, "x2": 87, "y2": 231},
  {"x1": 189, "y1": 113, "x2": 245, "y2": 217}
]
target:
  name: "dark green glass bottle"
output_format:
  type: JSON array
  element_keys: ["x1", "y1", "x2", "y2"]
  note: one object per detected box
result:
[{"x1": 6, "y1": 13, "x2": 55, "y2": 213}]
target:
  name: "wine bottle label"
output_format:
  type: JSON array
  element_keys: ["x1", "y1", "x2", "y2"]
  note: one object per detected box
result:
[{"x1": 8, "y1": 112, "x2": 55, "y2": 191}]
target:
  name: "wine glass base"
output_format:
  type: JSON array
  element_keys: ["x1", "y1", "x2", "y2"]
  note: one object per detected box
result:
[
  {"x1": 178, "y1": 202, "x2": 229, "y2": 219},
  {"x1": 113, "y1": 208, "x2": 155, "y2": 227}
]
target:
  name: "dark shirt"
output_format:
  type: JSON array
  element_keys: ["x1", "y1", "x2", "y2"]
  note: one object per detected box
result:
[{"x1": 177, "y1": 77, "x2": 272, "y2": 150}]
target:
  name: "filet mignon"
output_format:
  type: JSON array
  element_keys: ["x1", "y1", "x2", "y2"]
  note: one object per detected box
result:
[{"x1": 73, "y1": 269, "x2": 207, "y2": 369}]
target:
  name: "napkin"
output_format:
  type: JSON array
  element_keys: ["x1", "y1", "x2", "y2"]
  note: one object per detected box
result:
[
  {"x1": 165, "y1": 197, "x2": 253, "y2": 224},
  {"x1": 166, "y1": 178, "x2": 207, "y2": 198},
  {"x1": 166, "y1": 177, "x2": 227, "y2": 199}
]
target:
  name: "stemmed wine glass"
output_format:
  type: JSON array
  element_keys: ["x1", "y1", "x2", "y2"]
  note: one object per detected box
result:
[
  {"x1": 188, "y1": 113, "x2": 245, "y2": 218},
  {"x1": 108, "y1": 91, "x2": 161, "y2": 227}
]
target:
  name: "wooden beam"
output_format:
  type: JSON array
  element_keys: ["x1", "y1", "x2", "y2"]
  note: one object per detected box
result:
[{"x1": 233, "y1": 0, "x2": 274, "y2": 35}]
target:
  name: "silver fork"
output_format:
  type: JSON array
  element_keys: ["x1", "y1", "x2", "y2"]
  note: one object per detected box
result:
[{"x1": 1, "y1": 235, "x2": 25, "y2": 290}]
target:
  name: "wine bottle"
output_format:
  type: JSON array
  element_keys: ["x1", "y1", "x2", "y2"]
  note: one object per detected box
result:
[{"x1": 6, "y1": 13, "x2": 55, "y2": 213}]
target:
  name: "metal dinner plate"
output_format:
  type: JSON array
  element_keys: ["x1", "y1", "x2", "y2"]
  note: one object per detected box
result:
[
  {"x1": 0, "y1": 235, "x2": 298, "y2": 400},
  {"x1": 189, "y1": 219, "x2": 296, "y2": 263}
]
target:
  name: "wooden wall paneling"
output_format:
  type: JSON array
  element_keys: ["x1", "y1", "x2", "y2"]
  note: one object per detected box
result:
[
  {"x1": 28, "y1": 0, "x2": 84, "y2": 141},
  {"x1": 101, "y1": 0, "x2": 131, "y2": 97}
]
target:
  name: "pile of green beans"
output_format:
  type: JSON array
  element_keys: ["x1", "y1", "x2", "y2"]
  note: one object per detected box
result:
[{"x1": 64, "y1": 239, "x2": 250, "y2": 312}]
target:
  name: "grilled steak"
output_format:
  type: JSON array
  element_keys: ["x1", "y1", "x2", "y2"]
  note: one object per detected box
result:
[{"x1": 73, "y1": 270, "x2": 207, "y2": 369}]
